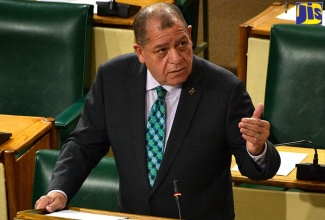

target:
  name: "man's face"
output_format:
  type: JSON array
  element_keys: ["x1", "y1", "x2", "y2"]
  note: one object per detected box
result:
[{"x1": 134, "y1": 19, "x2": 193, "y2": 86}]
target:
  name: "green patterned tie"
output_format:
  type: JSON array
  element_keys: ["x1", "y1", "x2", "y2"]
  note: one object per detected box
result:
[{"x1": 146, "y1": 86, "x2": 167, "y2": 187}]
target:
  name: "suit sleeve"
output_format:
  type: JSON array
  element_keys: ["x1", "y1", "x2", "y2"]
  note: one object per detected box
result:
[
  {"x1": 47, "y1": 65, "x2": 110, "y2": 201},
  {"x1": 228, "y1": 80, "x2": 281, "y2": 180}
]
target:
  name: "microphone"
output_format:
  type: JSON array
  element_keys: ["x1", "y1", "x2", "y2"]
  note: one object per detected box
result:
[
  {"x1": 173, "y1": 180, "x2": 182, "y2": 220},
  {"x1": 275, "y1": 140, "x2": 325, "y2": 181}
]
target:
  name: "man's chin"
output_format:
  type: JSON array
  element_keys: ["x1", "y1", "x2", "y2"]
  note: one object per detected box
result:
[{"x1": 165, "y1": 77, "x2": 188, "y2": 86}]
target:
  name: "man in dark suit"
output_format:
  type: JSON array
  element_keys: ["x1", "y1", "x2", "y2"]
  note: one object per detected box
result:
[{"x1": 35, "y1": 2, "x2": 280, "y2": 219}]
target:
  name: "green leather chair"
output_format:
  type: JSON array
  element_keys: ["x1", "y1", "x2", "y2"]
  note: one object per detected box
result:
[
  {"x1": 263, "y1": 24, "x2": 325, "y2": 149},
  {"x1": 32, "y1": 150, "x2": 120, "y2": 211},
  {"x1": 0, "y1": 0, "x2": 93, "y2": 147},
  {"x1": 239, "y1": 24, "x2": 325, "y2": 192}
]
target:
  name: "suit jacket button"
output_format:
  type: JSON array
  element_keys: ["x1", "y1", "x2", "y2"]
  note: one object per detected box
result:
[{"x1": 150, "y1": 198, "x2": 156, "y2": 204}]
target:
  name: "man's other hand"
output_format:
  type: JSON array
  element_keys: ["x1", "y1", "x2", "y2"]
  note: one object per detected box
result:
[{"x1": 34, "y1": 191, "x2": 67, "y2": 213}]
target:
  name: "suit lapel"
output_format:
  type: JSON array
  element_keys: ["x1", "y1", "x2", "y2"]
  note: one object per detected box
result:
[
  {"x1": 128, "y1": 62, "x2": 151, "y2": 191},
  {"x1": 151, "y1": 61, "x2": 204, "y2": 192}
]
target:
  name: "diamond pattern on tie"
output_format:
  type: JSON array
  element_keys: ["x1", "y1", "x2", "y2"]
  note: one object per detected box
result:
[{"x1": 146, "y1": 86, "x2": 167, "y2": 187}]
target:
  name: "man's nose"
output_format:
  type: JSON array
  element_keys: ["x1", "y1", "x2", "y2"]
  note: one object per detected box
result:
[{"x1": 168, "y1": 48, "x2": 182, "y2": 65}]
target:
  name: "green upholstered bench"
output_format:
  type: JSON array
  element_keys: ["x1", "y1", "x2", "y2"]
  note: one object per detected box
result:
[
  {"x1": 0, "y1": 0, "x2": 94, "y2": 147},
  {"x1": 32, "y1": 150, "x2": 120, "y2": 212},
  {"x1": 264, "y1": 24, "x2": 325, "y2": 149}
]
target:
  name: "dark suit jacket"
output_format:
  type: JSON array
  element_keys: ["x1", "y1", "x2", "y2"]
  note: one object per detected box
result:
[{"x1": 49, "y1": 53, "x2": 281, "y2": 219}]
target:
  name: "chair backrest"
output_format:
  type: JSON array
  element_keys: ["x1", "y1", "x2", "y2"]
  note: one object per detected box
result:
[
  {"x1": 0, "y1": 0, "x2": 92, "y2": 120},
  {"x1": 32, "y1": 150, "x2": 120, "y2": 212},
  {"x1": 263, "y1": 24, "x2": 325, "y2": 149}
]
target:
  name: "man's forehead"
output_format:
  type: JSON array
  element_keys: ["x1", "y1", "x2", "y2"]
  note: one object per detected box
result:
[{"x1": 146, "y1": 17, "x2": 183, "y2": 31}]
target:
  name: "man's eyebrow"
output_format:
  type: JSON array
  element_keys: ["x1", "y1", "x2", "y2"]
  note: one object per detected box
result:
[
  {"x1": 153, "y1": 42, "x2": 169, "y2": 50},
  {"x1": 176, "y1": 35, "x2": 187, "y2": 41},
  {"x1": 175, "y1": 35, "x2": 188, "y2": 44},
  {"x1": 152, "y1": 34, "x2": 188, "y2": 50}
]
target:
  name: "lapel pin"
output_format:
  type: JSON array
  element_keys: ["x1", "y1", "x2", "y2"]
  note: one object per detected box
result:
[{"x1": 189, "y1": 87, "x2": 196, "y2": 95}]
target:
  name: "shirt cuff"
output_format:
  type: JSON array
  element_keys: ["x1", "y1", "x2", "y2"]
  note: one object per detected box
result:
[
  {"x1": 48, "y1": 190, "x2": 68, "y2": 199},
  {"x1": 247, "y1": 142, "x2": 267, "y2": 166}
]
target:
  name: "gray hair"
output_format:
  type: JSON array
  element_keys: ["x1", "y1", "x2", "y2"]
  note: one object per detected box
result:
[{"x1": 133, "y1": 2, "x2": 188, "y2": 46}]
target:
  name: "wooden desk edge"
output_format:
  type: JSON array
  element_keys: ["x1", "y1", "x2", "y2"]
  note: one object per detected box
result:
[
  {"x1": 240, "y1": 5, "x2": 278, "y2": 29},
  {"x1": 16, "y1": 207, "x2": 176, "y2": 220},
  {"x1": 0, "y1": 116, "x2": 55, "y2": 156},
  {"x1": 93, "y1": 14, "x2": 135, "y2": 26},
  {"x1": 232, "y1": 176, "x2": 325, "y2": 192},
  {"x1": 240, "y1": 4, "x2": 294, "y2": 31},
  {"x1": 237, "y1": 4, "x2": 296, "y2": 85},
  {"x1": 231, "y1": 146, "x2": 325, "y2": 191}
]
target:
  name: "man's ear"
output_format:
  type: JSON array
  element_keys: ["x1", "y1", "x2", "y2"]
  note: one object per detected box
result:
[
  {"x1": 133, "y1": 43, "x2": 145, "y2": 63},
  {"x1": 187, "y1": 25, "x2": 193, "y2": 40}
]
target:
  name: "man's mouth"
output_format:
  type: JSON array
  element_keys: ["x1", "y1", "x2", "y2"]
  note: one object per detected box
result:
[{"x1": 170, "y1": 68, "x2": 185, "y2": 73}]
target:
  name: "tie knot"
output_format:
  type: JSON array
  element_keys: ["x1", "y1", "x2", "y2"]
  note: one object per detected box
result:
[{"x1": 156, "y1": 86, "x2": 167, "y2": 100}]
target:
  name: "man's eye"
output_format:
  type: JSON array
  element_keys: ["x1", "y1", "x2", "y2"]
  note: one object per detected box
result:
[
  {"x1": 178, "y1": 41, "x2": 188, "y2": 49},
  {"x1": 157, "y1": 48, "x2": 166, "y2": 53},
  {"x1": 179, "y1": 42, "x2": 186, "y2": 47}
]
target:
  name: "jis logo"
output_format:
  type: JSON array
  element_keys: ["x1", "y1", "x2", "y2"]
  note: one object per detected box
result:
[{"x1": 296, "y1": 2, "x2": 323, "y2": 25}]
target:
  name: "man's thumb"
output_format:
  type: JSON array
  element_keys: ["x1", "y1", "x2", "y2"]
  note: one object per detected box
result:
[{"x1": 252, "y1": 103, "x2": 264, "y2": 119}]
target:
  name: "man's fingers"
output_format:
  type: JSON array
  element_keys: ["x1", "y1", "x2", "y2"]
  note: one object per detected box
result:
[
  {"x1": 34, "y1": 193, "x2": 67, "y2": 213},
  {"x1": 35, "y1": 196, "x2": 50, "y2": 209},
  {"x1": 251, "y1": 103, "x2": 264, "y2": 119}
]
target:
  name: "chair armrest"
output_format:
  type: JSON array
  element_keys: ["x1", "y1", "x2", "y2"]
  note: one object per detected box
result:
[{"x1": 55, "y1": 95, "x2": 87, "y2": 129}]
